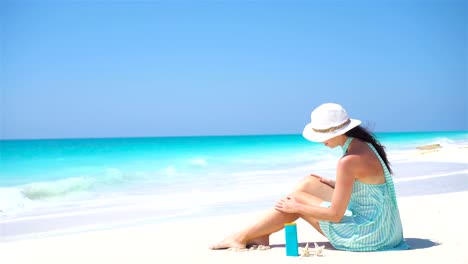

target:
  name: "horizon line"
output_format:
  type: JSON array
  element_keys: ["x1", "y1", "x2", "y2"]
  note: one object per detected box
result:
[{"x1": 1, "y1": 130, "x2": 466, "y2": 141}]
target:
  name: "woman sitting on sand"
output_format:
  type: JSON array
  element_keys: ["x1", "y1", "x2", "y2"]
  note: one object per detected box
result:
[{"x1": 210, "y1": 103, "x2": 409, "y2": 252}]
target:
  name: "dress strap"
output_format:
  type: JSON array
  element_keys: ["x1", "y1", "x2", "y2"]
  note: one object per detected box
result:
[{"x1": 341, "y1": 137, "x2": 353, "y2": 155}]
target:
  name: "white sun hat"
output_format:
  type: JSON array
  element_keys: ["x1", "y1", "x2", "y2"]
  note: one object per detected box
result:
[{"x1": 302, "y1": 103, "x2": 361, "y2": 142}]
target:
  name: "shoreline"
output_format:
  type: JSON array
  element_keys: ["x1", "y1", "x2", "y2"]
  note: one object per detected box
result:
[{"x1": 1, "y1": 160, "x2": 466, "y2": 241}]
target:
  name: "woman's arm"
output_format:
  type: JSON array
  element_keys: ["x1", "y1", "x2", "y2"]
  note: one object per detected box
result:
[
  {"x1": 326, "y1": 157, "x2": 355, "y2": 221},
  {"x1": 310, "y1": 174, "x2": 336, "y2": 189}
]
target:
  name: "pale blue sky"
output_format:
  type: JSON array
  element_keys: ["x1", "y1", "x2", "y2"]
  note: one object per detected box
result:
[{"x1": 1, "y1": 0, "x2": 467, "y2": 139}]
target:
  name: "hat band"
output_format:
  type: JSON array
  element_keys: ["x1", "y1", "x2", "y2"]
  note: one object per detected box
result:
[{"x1": 312, "y1": 119, "x2": 351, "y2": 133}]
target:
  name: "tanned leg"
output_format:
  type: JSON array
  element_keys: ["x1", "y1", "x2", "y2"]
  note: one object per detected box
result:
[
  {"x1": 209, "y1": 209, "x2": 299, "y2": 249},
  {"x1": 210, "y1": 175, "x2": 334, "y2": 249}
]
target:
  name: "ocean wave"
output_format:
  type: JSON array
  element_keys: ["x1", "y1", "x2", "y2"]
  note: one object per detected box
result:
[
  {"x1": 391, "y1": 136, "x2": 465, "y2": 151},
  {"x1": 21, "y1": 177, "x2": 95, "y2": 200},
  {"x1": 426, "y1": 137, "x2": 458, "y2": 147},
  {"x1": 0, "y1": 168, "x2": 140, "y2": 214},
  {"x1": 20, "y1": 168, "x2": 130, "y2": 200}
]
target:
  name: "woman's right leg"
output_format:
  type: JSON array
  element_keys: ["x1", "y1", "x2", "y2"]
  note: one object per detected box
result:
[
  {"x1": 210, "y1": 175, "x2": 334, "y2": 249},
  {"x1": 209, "y1": 209, "x2": 300, "y2": 249}
]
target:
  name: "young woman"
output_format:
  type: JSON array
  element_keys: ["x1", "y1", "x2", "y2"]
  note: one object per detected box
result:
[{"x1": 210, "y1": 103, "x2": 409, "y2": 251}]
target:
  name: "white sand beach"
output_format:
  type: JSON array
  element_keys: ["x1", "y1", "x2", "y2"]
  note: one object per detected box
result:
[
  {"x1": 0, "y1": 191, "x2": 466, "y2": 264},
  {"x1": 0, "y1": 146, "x2": 467, "y2": 264}
]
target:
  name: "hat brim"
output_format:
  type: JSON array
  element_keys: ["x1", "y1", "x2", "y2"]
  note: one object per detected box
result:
[{"x1": 302, "y1": 119, "x2": 362, "y2": 143}]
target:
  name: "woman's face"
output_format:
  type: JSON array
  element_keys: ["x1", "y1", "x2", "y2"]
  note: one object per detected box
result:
[{"x1": 322, "y1": 136, "x2": 341, "y2": 148}]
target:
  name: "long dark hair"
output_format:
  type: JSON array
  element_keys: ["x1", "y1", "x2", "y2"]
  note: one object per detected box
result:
[{"x1": 345, "y1": 126, "x2": 392, "y2": 174}]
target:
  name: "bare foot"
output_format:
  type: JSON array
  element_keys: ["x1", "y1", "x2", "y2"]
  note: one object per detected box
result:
[
  {"x1": 209, "y1": 234, "x2": 246, "y2": 250},
  {"x1": 247, "y1": 235, "x2": 270, "y2": 247}
]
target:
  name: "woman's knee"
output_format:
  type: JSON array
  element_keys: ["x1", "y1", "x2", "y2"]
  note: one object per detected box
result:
[
  {"x1": 294, "y1": 174, "x2": 333, "y2": 201},
  {"x1": 288, "y1": 190, "x2": 311, "y2": 205},
  {"x1": 296, "y1": 174, "x2": 322, "y2": 190}
]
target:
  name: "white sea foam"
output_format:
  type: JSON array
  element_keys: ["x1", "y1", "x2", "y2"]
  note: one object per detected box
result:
[
  {"x1": 231, "y1": 169, "x2": 291, "y2": 177},
  {"x1": 0, "y1": 187, "x2": 29, "y2": 215},
  {"x1": 21, "y1": 177, "x2": 94, "y2": 200},
  {"x1": 164, "y1": 166, "x2": 177, "y2": 176},
  {"x1": 393, "y1": 169, "x2": 468, "y2": 183},
  {"x1": 428, "y1": 137, "x2": 456, "y2": 146},
  {"x1": 189, "y1": 158, "x2": 208, "y2": 166}
]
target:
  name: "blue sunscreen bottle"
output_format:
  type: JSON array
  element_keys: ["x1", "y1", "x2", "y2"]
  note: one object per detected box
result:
[{"x1": 284, "y1": 222, "x2": 299, "y2": 256}]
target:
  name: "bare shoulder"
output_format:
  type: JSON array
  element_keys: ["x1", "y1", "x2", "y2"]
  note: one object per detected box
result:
[
  {"x1": 337, "y1": 154, "x2": 361, "y2": 175},
  {"x1": 340, "y1": 140, "x2": 386, "y2": 183},
  {"x1": 335, "y1": 155, "x2": 358, "y2": 187}
]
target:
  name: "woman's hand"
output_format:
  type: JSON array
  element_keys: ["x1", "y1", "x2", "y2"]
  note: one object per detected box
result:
[
  {"x1": 275, "y1": 196, "x2": 300, "y2": 214},
  {"x1": 310, "y1": 174, "x2": 335, "y2": 189}
]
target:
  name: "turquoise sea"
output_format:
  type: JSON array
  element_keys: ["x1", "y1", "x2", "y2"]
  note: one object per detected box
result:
[{"x1": 0, "y1": 131, "x2": 467, "y2": 239}]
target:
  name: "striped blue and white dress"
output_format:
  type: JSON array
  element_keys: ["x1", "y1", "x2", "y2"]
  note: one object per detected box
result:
[{"x1": 319, "y1": 137, "x2": 410, "y2": 251}]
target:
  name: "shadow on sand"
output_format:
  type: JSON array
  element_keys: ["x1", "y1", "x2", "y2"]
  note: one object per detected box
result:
[
  {"x1": 269, "y1": 241, "x2": 335, "y2": 250},
  {"x1": 405, "y1": 237, "x2": 441, "y2": 250},
  {"x1": 269, "y1": 238, "x2": 440, "y2": 251}
]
